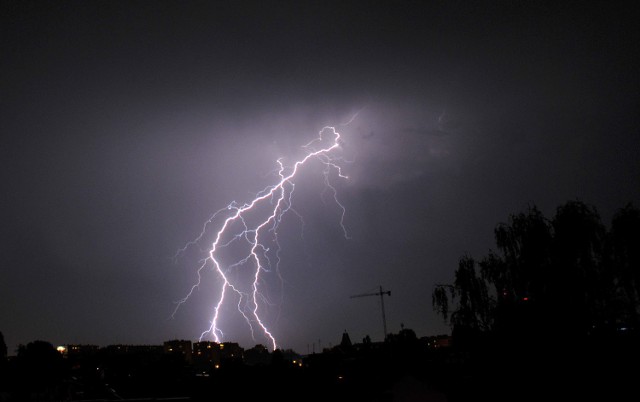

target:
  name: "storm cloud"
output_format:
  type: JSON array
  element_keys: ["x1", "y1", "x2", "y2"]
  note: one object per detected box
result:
[{"x1": 1, "y1": 1, "x2": 638, "y2": 353}]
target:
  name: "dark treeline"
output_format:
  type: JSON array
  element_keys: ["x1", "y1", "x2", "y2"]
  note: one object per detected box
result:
[{"x1": 433, "y1": 200, "x2": 640, "y2": 401}]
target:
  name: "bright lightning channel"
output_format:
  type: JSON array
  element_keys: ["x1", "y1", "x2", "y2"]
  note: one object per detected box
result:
[{"x1": 173, "y1": 125, "x2": 350, "y2": 351}]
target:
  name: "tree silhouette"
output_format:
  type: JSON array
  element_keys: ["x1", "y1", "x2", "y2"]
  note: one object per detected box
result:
[
  {"x1": 609, "y1": 203, "x2": 640, "y2": 329},
  {"x1": 12, "y1": 340, "x2": 67, "y2": 399},
  {"x1": 451, "y1": 256, "x2": 494, "y2": 331},
  {"x1": 0, "y1": 331, "x2": 6, "y2": 359},
  {"x1": 0, "y1": 331, "x2": 7, "y2": 395},
  {"x1": 433, "y1": 201, "x2": 640, "y2": 339},
  {"x1": 431, "y1": 201, "x2": 640, "y2": 402}
]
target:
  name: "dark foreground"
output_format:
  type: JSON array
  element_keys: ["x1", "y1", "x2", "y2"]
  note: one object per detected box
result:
[{"x1": 1, "y1": 330, "x2": 637, "y2": 402}]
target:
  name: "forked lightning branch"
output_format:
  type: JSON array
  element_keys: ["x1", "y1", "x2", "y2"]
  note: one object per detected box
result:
[{"x1": 173, "y1": 125, "x2": 350, "y2": 350}]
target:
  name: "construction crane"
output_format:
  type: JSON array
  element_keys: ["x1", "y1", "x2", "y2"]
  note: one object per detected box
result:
[{"x1": 350, "y1": 285, "x2": 391, "y2": 339}]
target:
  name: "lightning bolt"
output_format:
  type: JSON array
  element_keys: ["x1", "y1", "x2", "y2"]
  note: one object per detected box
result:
[{"x1": 173, "y1": 124, "x2": 351, "y2": 351}]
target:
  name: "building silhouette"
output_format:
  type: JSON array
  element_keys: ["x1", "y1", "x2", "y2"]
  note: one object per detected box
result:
[{"x1": 163, "y1": 340, "x2": 192, "y2": 363}]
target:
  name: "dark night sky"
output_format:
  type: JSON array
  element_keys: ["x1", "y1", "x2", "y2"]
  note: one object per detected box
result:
[{"x1": 1, "y1": 1, "x2": 638, "y2": 354}]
